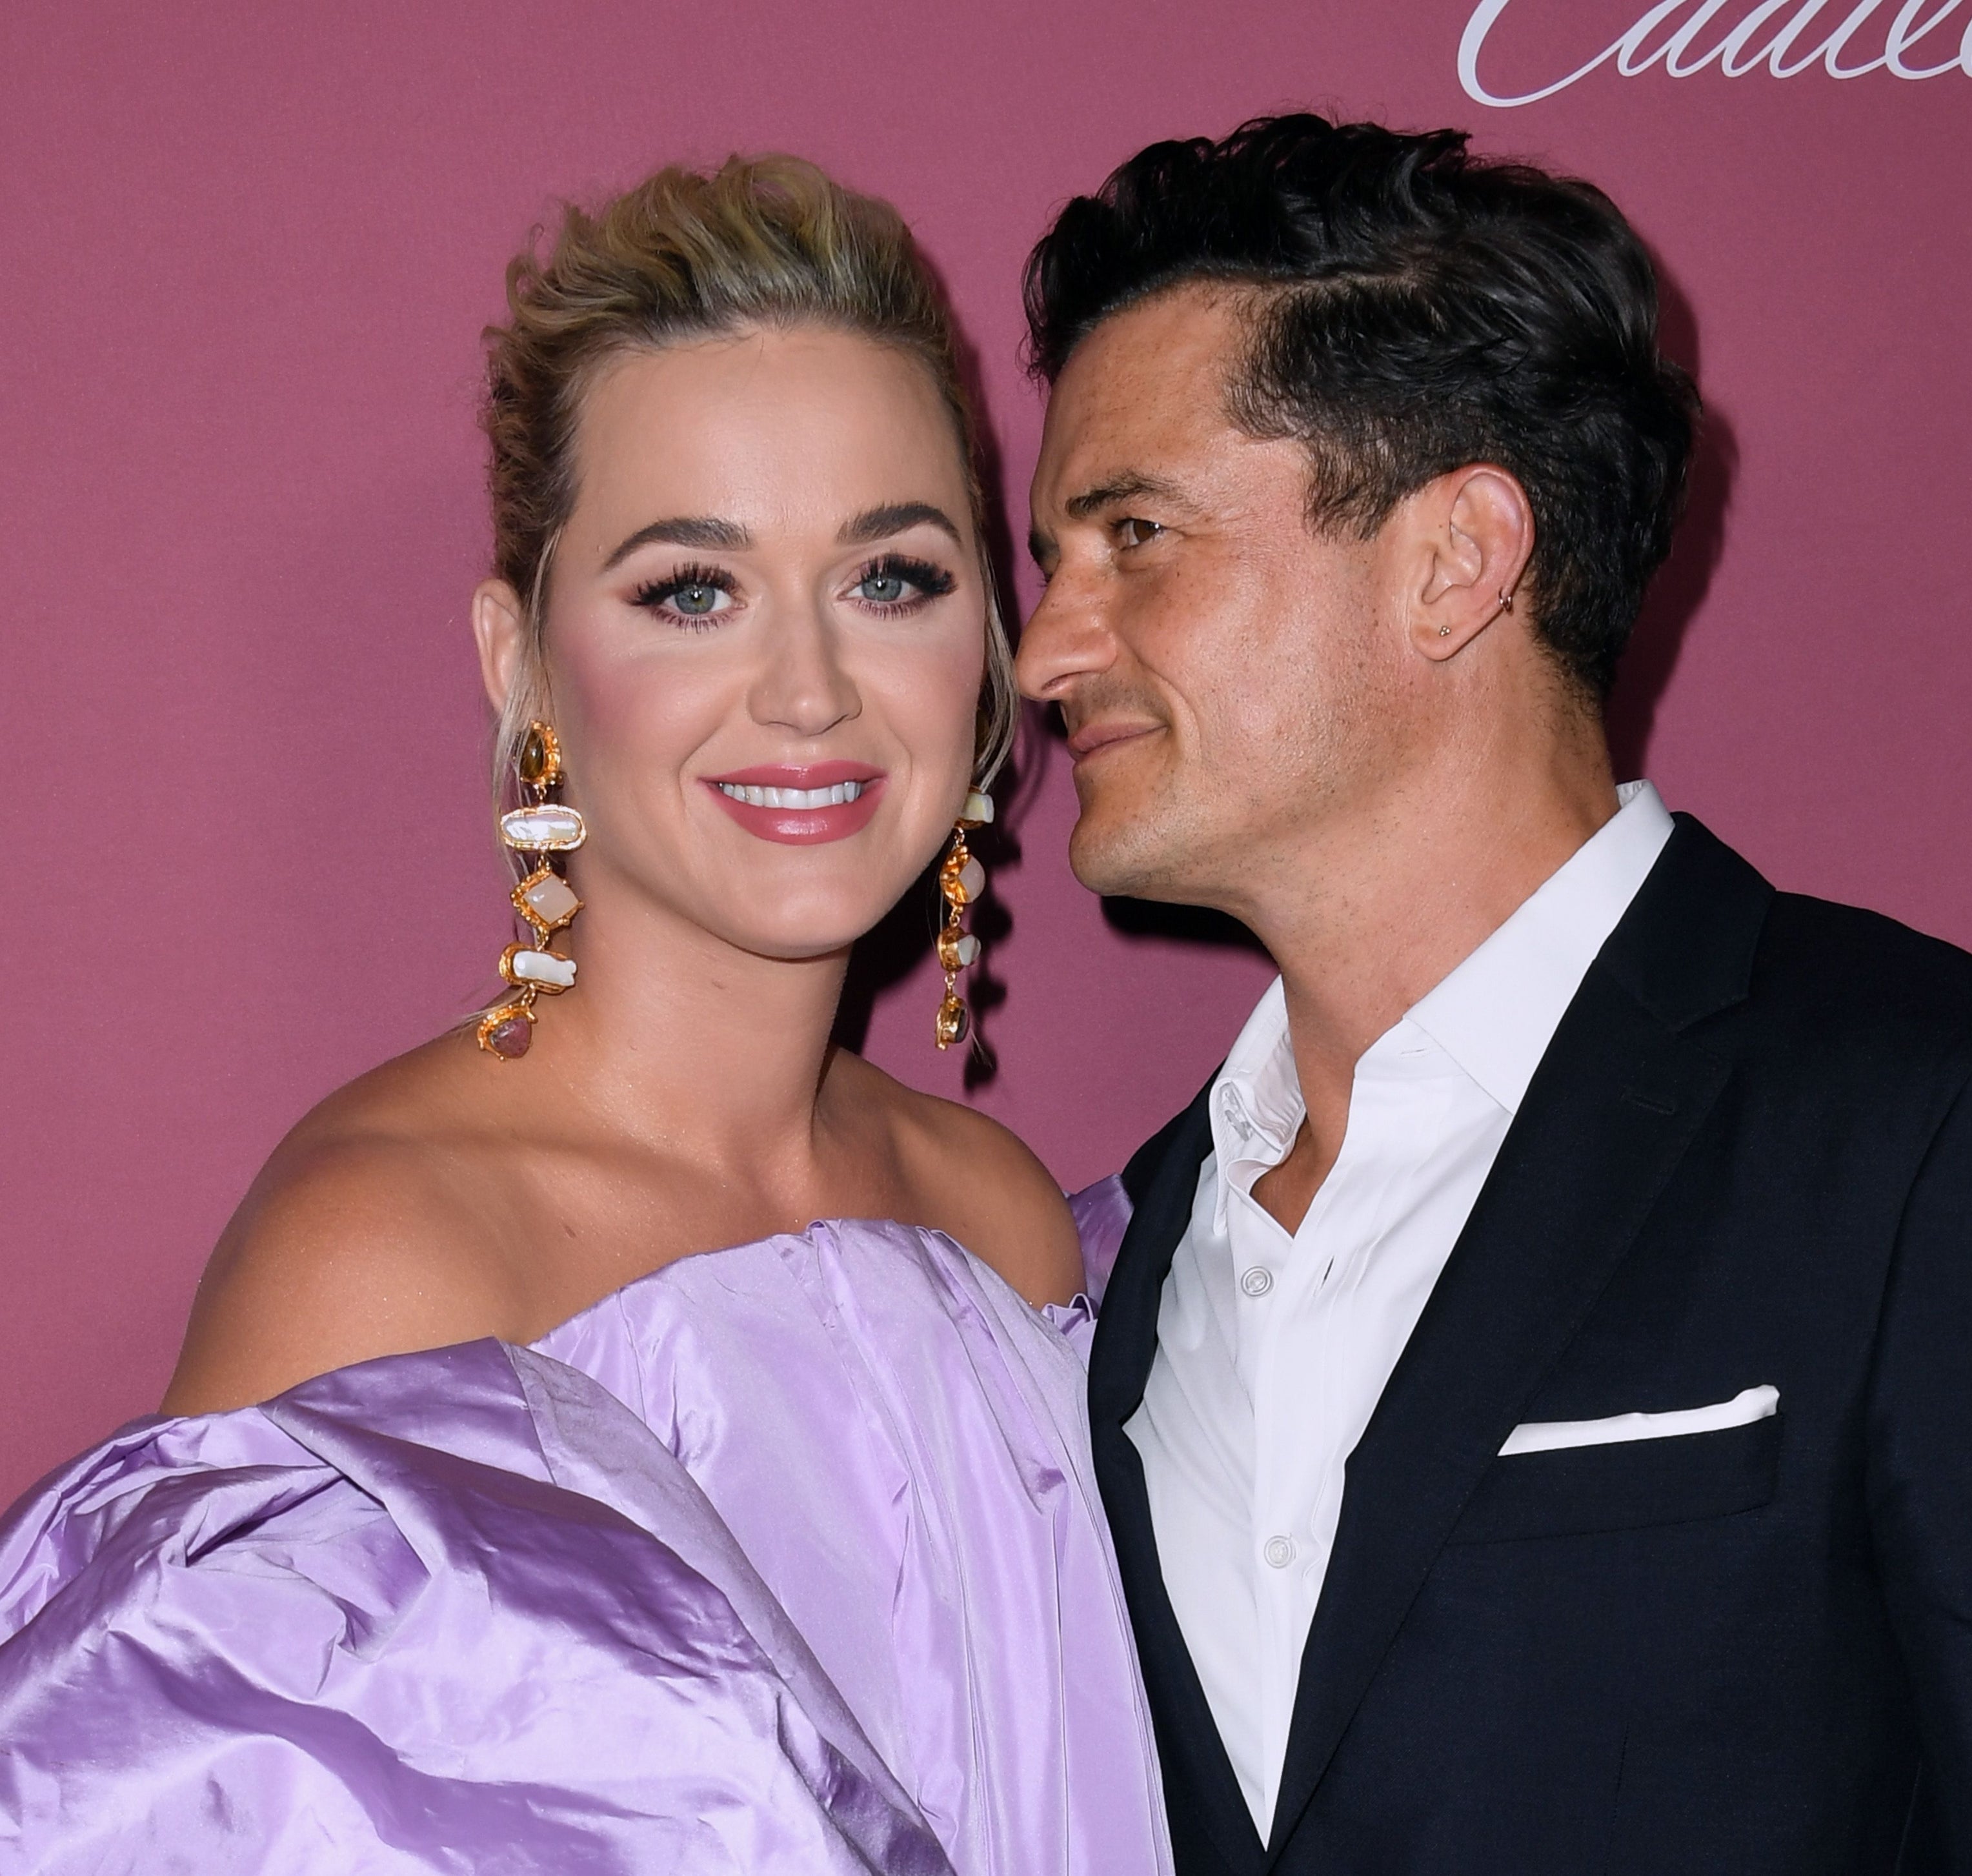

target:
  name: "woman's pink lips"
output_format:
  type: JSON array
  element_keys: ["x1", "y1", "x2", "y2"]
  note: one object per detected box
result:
[
  {"x1": 702, "y1": 767, "x2": 887, "y2": 846},
  {"x1": 706, "y1": 761, "x2": 882, "y2": 788}
]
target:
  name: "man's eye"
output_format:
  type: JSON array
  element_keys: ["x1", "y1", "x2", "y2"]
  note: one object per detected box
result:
[{"x1": 1116, "y1": 517, "x2": 1165, "y2": 549}]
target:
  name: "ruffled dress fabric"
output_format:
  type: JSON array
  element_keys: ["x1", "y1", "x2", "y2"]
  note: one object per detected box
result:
[
  {"x1": 0, "y1": 1216, "x2": 1169, "y2": 1875},
  {"x1": 1066, "y1": 1175, "x2": 1131, "y2": 1310}
]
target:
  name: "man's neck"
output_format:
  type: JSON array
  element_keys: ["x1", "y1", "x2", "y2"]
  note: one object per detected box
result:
[{"x1": 1243, "y1": 738, "x2": 1619, "y2": 1230}]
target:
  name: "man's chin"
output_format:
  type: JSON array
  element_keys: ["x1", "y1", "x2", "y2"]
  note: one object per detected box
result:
[{"x1": 1068, "y1": 814, "x2": 1181, "y2": 902}]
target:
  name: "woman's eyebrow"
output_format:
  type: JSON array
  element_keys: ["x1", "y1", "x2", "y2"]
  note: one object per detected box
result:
[
  {"x1": 838, "y1": 502, "x2": 962, "y2": 547},
  {"x1": 603, "y1": 516, "x2": 752, "y2": 568}
]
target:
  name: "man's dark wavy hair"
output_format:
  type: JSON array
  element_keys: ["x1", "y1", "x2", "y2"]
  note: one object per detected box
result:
[{"x1": 1023, "y1": 114, "x2": 1700, "y2": 701}]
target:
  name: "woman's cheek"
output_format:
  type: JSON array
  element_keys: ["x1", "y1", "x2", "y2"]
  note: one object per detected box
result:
[
  {"x1": 539, "y1": 605, "x2": 628, "y2": 747},
  {"x1": 882, "y1": 636, "x2": 983, "y2": 797},
  {"x1": 556, "y1": 618, "x2": 721, "y2": 774}
]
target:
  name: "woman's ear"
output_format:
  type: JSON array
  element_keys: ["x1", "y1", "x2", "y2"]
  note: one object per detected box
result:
[
  {"x1": 472, "y1": 580, "x2": 527, "y2": 714},
  {"x1": 1409, "y1": 465, "x2": 1536, "y2": 662}
]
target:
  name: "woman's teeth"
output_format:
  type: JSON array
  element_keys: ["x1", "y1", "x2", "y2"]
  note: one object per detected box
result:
[{"x1": 716, "y1": 780, "x2": 867, "y2": 809}]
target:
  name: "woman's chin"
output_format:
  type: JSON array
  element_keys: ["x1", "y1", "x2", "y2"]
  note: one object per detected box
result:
[
  {"x1": 717, "y1": 905, "x2": 903, "y2": 965},
  {"x1": 607, "y1": 854, "x2": 932, "y2": 963}
]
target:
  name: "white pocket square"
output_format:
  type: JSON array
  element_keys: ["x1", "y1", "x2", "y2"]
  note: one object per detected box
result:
[{"x1": 1500, "y1": 1384, "x2": 1779, "y2": 1457}]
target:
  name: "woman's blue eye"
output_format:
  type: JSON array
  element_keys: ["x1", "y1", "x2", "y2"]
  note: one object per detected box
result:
[
  {"x1": 849, "y1": 556, "x2": 954, "y2": 608},
  {"x1": 631, "y1": 567, "x2": 736, "y2": 622}
]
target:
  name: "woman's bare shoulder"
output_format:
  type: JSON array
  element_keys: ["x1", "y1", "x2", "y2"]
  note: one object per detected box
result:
[
  {"x1": 162, "y1": 1038, "x2": 522, "y2": 1417},
  {"x1": 841, "y1": 1054, "x2": 1083, "y2": 1308}
]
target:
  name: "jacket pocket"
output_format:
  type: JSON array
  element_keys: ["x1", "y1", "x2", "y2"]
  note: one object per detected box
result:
[{"x1": 1445, "y1": 1412, "x2": 1783, "y2": 1544}]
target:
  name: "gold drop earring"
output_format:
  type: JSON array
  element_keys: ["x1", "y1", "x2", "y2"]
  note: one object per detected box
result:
[
  {"x1": 934, "y1": 789, "x2": 994, "y2": 1050},
  {"x1": 478, "y1": 720, "x2": 586, "y2": 1060}
]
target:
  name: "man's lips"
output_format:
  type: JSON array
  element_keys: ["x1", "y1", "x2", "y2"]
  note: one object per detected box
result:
[
  {"x1": 1065, "y1": 720, "x2": 1162, "y2": 763},
  {"x1": 701, "y1": 763, "x2": 887, "y2": 845}
]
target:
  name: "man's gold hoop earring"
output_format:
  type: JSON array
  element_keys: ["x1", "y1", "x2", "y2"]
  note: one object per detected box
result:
[
  {"x1": 1445, "y1": 587, "x2": 1516, "y2": 638},
  {"x1": 478, "y1": 720, "x2": 586, "y2": 1061},
  {"x1": 934, "y1": 790, "x2": 994, "y2": 1050}
]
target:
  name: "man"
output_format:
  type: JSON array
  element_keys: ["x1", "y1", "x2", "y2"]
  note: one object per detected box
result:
[{"x1": 1018, "y1": 116, "x2": 1969, "y2": 1874}]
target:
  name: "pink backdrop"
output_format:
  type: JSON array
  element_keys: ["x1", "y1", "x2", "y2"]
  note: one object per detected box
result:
[{"x1": 3, "y1": 0, "x2": 1968, "y2": 1503}]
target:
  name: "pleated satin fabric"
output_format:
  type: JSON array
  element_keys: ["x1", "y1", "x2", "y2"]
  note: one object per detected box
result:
[
  {"x1": 1067, "y1": 1175, "x2": 1132, "y2": 1310},
  {"x1": 0, "y1": 1218, "x2": 1171, "y2": 1875}
]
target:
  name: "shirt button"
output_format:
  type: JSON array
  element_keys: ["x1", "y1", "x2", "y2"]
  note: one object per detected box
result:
[
  {"x1": 1263, "y1": 1536, "x2": 1296, "y2": 1569},
  {"x1": 1240, "y1": 1266, "x2": 1274, "y2": 1298}
]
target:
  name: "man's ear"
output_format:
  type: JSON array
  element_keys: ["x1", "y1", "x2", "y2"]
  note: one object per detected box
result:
[
  {"x1": 1409, "y1": 465, "x2": 1536, "y2": 661},
  {"x1": 472, "y1": 579, "x2": 528, "y2": 714}
]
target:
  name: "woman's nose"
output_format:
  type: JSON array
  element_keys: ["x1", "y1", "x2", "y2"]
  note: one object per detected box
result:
[{"x1": 747, "y1": 605, "x2": 861, "y2": 739}]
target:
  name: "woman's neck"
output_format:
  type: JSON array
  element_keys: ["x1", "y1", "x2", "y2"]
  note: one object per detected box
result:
[{"x1": 506, "y1": 882, "x2": 853, "y2": 1182}]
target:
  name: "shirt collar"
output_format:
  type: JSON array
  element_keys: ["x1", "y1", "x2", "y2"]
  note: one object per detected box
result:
[
  {"x1": 1207, "y1": 978, "x2": 1300, "y2": 1228},
  {"x1": 1204, "y1": 782, "x2": 1675, "y2": 1220},
  {"x1": 1216, "y1": 977, "x2": 1300, "y2": 1138},
  {"x1": 1404, "y1": 780, "x2": 1675, "y2": 1113}
]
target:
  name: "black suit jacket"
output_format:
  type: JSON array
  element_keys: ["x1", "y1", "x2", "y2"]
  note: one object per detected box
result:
[{"x1": 1092, "y1": 816, "x2": 1972, "y2": 1875}]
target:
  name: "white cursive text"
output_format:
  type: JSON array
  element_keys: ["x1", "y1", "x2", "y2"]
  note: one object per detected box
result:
[{"x1": 1460, "y1": 0, "x2": 1972, "y2": 105}]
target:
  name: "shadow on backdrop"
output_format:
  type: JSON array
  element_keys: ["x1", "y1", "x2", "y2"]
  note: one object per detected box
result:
[{"x1": 1608, "y1": 259, "x2": 1736, "y2": 778}]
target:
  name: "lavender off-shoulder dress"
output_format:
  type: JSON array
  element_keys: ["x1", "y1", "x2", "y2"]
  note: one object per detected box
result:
[{"x1": 0, "y1": 1196, "x2": 1158, "y2": 1875}]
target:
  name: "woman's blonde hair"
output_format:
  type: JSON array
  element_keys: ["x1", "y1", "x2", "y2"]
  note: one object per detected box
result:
[{"x1": 481, "y1": 154, "x2": 1018, "y2": 801}]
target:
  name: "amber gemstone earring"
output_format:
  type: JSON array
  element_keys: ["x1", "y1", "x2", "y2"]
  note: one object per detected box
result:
[
  {"x1": 478, "y1": 720, "x2": 586, "y2": 1060},
  {"x1": 934, "y1": 789, "x2": 994, "y2": 1049}
]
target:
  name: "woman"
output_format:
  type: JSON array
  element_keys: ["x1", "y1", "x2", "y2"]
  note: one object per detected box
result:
[{"x1": 0, "y1": 157, "x2": 1165, "y2": 1874}]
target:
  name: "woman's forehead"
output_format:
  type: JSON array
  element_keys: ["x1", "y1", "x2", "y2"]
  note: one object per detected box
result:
[{"x1": 567, "y1": 328, "x2": 974, "y2": 550}]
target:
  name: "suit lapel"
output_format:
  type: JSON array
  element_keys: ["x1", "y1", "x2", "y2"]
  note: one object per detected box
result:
[
  {"x1": 1265, "y1": 818, "x2": 1772, "y2": 1859},
  {"x1": 1091, "y1": 1083, "x2": 1269, "y2": 1875}
]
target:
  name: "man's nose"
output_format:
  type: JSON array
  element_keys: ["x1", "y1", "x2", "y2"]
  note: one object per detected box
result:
[{"x1": 1015, "y1": 563, "x2": 1116, "y2": 703}]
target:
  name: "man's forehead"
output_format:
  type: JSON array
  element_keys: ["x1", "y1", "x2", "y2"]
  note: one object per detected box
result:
[
  {"x1": 1073, "y1": 278, "x2": 1248, "y2": 366},
  {"x1": 1092, "y1": 281, "x2": 1245, "y2": 381},
  {"x1": 1065, "y1": 469, "x2": 1191, "y2": 521},
  {"x1": 1032, "y1": 388, "x2": 1240, "y2": 524},
  {"x1": 1030, "y1": 432, "x2": 1191, "y2": 530},
  {"x1": 1036, "y1": 289, "x2": 1250, "y2": 492}
]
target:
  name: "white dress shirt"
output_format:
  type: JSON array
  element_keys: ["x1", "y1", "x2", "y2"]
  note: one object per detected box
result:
[{"x1": 1123, "y1": 782, "x2": 1676, "y2": 1836}]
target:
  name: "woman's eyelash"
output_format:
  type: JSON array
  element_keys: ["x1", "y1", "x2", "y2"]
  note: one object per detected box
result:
[
  {"x1": 852, "y1": 554, "x2": 957, "y2": 604},
  {"x1": 627, "y1": 554, "x2": 954, "y2": 625},
  {"x1": 630, "y1": 563, "x2": 737, "y2": 625}
]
